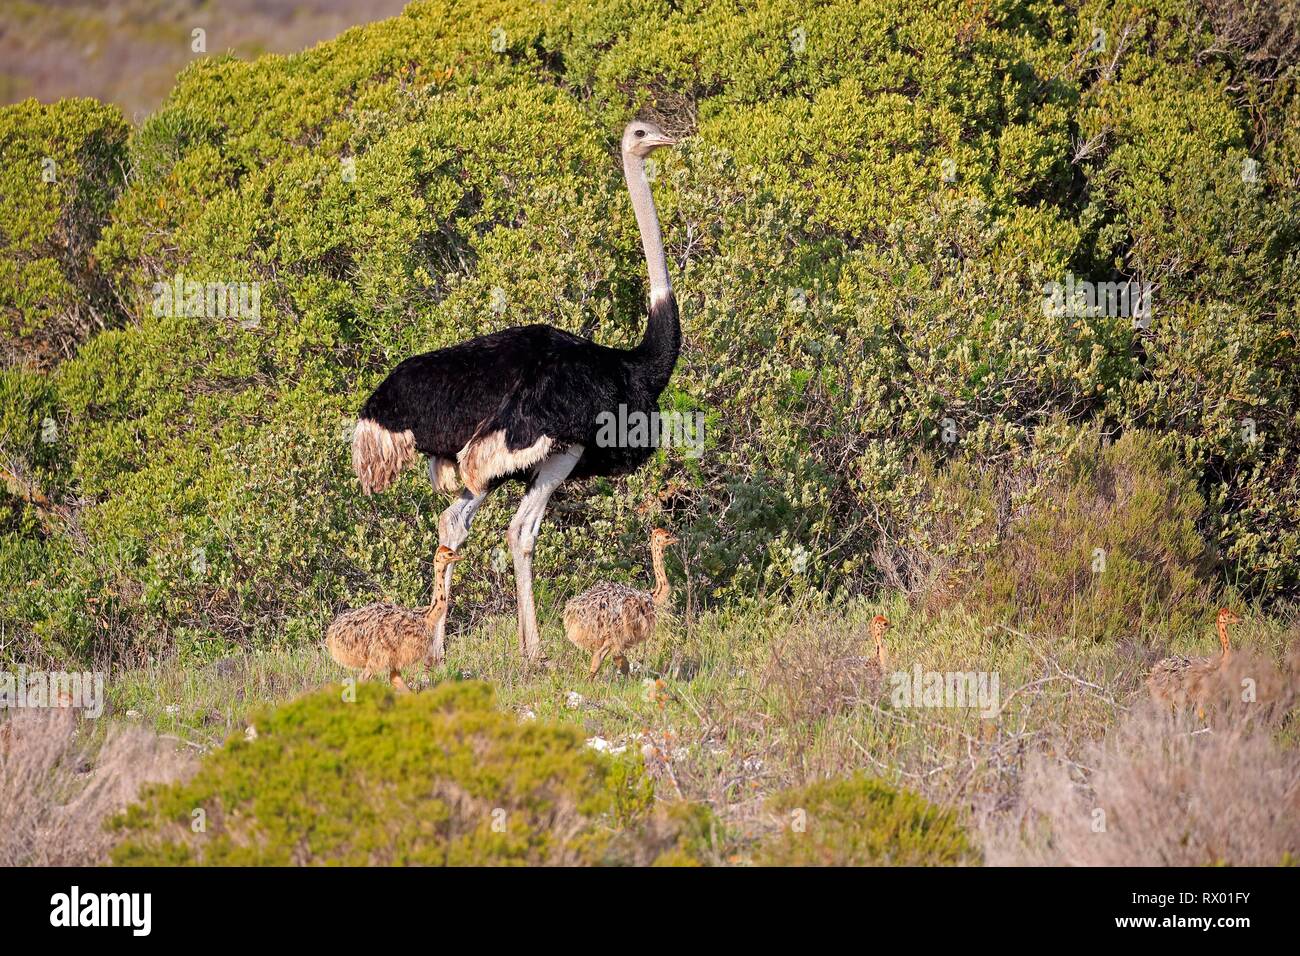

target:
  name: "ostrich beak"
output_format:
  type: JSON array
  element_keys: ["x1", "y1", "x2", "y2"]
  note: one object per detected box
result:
[{"x1": 646, "y1": 133, "x2": 678, "y2": 149}]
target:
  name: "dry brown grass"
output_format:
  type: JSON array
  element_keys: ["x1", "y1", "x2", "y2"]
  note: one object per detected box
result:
[
  {"x1": 0, "y1": 1, "x2": 411, "y2": 118},
  {"x1": 981, "y1": 689, "x2": 1300, "y2": 866},
  {"x1": 0, "y1": 708, "x2": 194, "y2": 866},
  {"x1": 1196, "y1": 0, "x2": 1300, "y2": 80},
  {"x1": 758, "y1": 610, "x2": 885, "y2": 727}
]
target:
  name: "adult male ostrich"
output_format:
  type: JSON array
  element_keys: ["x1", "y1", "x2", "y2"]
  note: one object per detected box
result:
[{"x1": 351, "y1": 120, "x2": 681, "y2": 665}]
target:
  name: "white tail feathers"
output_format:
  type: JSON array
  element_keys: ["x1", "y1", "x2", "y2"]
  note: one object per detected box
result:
[{"x1": 351, "y1": 419, "x2": 417, "y2": 495}]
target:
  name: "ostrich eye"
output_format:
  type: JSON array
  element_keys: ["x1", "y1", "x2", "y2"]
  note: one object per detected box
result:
[{"x1": 635, "y1": 129, "x2": 646, "y2": 138}]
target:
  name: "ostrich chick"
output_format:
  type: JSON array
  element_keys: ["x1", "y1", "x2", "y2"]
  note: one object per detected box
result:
[
  {"x1": 326, "y1": 546, "x2": 463, "y2": 692},
  {"x1": 868, "y1": 614, "x2": 890, "y2": 675},
  {"x1": 1147, "y1": 607, "x2": 1241, "y2": 715},
  {"x1": 564, "y1": 529, "x2": 677, "y2": 677}
]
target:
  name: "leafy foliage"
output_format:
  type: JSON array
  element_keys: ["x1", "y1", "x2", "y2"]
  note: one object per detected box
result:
[
  {"x1": 758, "y1": 772, "x2": 978, "y2": 865},
  {"x1": 0, "y1": 0, "x2": 1297, "y2": 668},
  {"x1": 972, "y1": 429, "x2": 1216, "y2": 643},
  {"x1": 111, "y1": 680, "x2": 659, "y2": 865},
  {"x1": 0, "y1": 97, "x2": 128, "y2": 368}
]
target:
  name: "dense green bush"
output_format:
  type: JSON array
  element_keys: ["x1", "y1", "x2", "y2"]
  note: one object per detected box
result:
[
  {"x1": 0, "y1": 97, "x2": 128, "y2": 368},
  {"x1": 757, "y1": 773, "x2": 977, "y2": 865},
  {"x1": 972, "y1": 429, "x2": 1216, "y2": 642},
  {"x1": 0, "y1": 0, "x2": 1297, "y2": 667},
  {"x1": 111, "y1": 681, "x2": 659, "y2": 865}
]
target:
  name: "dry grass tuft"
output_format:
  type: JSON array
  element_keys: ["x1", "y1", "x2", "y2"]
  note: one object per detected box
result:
[
  {"x1": 982, "y1": 702, "x2": 1300, "y2": 866},
  {"x1": 758, "y1": 610, "x2": 884, "y2": 726},
  {"x1": 0, "y1": 708, "x2": 194, "y2": 866}
]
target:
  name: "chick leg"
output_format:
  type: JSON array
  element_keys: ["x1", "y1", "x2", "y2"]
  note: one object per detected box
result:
[{"x1": 589, "y1": 645, "x2": 611, "y2": 678}]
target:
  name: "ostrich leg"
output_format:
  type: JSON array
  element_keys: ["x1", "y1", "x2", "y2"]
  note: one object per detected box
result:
[
  {"x1": 428, "y1": 484, "x2": 488, "y2": 664},
  {"x1": 508, "y1": 444, "x2": 583, "y2": 664}
]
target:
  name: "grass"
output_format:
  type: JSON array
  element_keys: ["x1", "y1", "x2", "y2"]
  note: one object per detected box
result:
[{"x1": 97, "y1": 589, "x2": 1298, "y2": 863}]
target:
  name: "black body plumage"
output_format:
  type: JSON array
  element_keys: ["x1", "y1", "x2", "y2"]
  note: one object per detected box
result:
[{"x1": 359, "y1": 295, "x2": 680, "y2": 484}]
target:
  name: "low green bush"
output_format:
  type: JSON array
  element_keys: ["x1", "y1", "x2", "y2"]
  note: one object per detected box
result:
[
  {"x1": 757, "y1": 773, "x2": 977, "y2": 866},
  {"x1": 971, "y1": 429, "x2": 1216, "y2": 643},
  {"x1": 111, "y1": 681, "x2": 659, "y2": 866}
]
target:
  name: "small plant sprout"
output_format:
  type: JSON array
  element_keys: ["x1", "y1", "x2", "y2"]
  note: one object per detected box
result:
[{"x1": 191, "y1": 28, "x2": 207, "y2": 54}]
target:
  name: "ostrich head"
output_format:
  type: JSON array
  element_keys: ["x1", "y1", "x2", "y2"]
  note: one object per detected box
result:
[
  {"x1": 650, "y1": 528, "x2": 679, "y2": 548},
  {"x1": 434, "y1": 545, "x2": 464, "y2": 570},
  {"x1": 622, "y1": 120, "x2": 677, "y2": 159}
]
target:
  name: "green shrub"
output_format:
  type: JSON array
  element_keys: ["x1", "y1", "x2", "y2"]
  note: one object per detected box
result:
[
  {"x1": 0, "y1": 97, "x2": 128, "y2": 368},
  {"x1": 757, "y1": 773, "x2": 977, "y2": 866},
  {"x1": 972, "y1": 429, "x2": 1216, "y2": 643},
  {"x1": 111, "y1": 680, "x2": 658, "y2": 866},
  {"x1": 1, "y1": 0, "x2": 1298, "y2": 669}
]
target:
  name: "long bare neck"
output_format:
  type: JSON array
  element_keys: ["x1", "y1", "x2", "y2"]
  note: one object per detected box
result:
[
  {"x1": 650, "y1": 542, "x2": 670, "y2": 609},
  {"x1": 623, "y1": 151, "x2": 680, "y2": 393},
  {"x1": 425, "y1": 565, "x2": 450, "y2": 631},
  {"x1": 1218, "y1": 618, "x2": 1232, "y2": 658},
  {"x1": 624, "y1": 152, "x2": 670, "y2": 302},
  {"x1": 873, "y1": 626, "x2": 887, "y2": 671}
]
